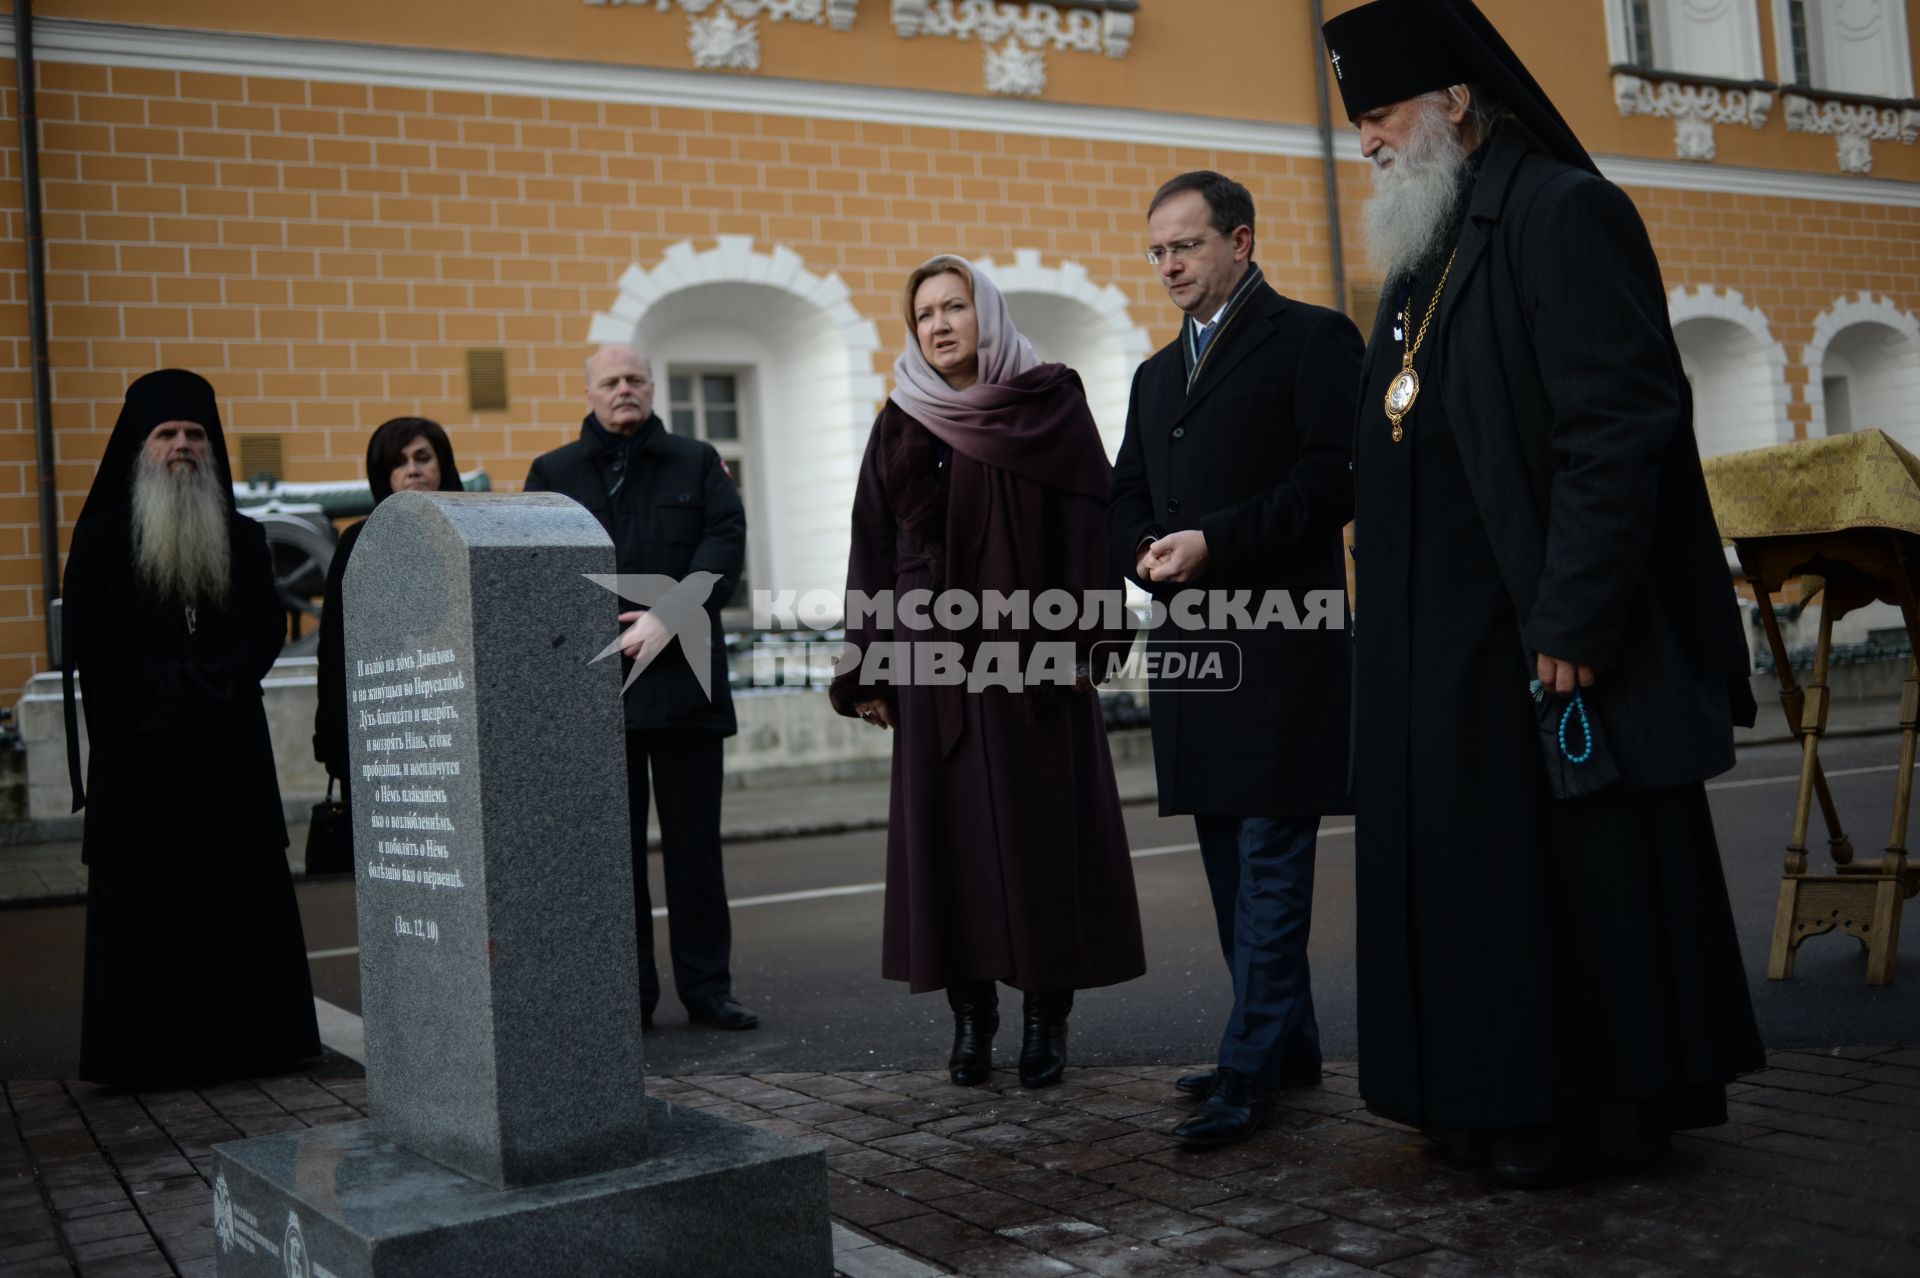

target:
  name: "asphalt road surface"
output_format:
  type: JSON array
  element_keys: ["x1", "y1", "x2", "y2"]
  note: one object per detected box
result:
[{"x1": 4, "y1": 733, "x2": 1917, "y2": 1082}]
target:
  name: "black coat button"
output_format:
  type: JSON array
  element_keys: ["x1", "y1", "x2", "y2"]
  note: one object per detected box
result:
[
  {"x1": 1167, "y1": 498, "x2": 1181, "y2": 515},
  {"x1": 1171, "y1": 427, "x2": 1186, "y2": 439}
]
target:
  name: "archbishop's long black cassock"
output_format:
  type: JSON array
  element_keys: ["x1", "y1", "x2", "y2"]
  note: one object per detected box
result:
[
  {"x1": 67, "y1": 370, "x2": 319, "y2": 1087},
  {"x1": 1110, "y1": 270, "x2": 1360, "y2": 816},
  {"x1": 1350, "y1": 123, "x2": 1763, "y2": 1134}
]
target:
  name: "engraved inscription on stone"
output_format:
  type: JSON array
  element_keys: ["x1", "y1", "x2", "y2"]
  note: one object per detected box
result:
[{"x1": 350, "y1": 645, "x2": 470, "y2": 940}]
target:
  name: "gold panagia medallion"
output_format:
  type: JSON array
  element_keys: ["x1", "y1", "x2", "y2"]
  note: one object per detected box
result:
[{"x1": 1385, "y1": 365, "x2": 1419, "y2": 443}]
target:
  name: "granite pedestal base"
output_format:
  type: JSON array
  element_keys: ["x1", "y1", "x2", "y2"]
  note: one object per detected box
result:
[{"x1": 210, "y1": 1097, "x2": 831, "y2": 1277}]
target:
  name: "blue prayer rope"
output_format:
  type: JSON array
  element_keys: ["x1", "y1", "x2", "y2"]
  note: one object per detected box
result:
[{"x1": 1558, "y1": 690, "x2": 1594, "y2": 765}]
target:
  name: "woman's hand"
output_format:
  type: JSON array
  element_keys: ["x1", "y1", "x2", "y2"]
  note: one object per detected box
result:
[{"x1": 854, "y1": 698, "x2": 895, "y2": 729}]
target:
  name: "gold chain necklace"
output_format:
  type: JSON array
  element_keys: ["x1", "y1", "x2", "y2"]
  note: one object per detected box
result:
[{"x1": 1384, "y1": 247, "x2": 1458, "y2": 442}]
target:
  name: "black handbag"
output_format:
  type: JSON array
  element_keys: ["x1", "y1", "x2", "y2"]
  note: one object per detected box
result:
[
  {"x1": 305, "y1": 777, "x2": 354, "y2": 876},
  {"x1": 1529, "y1": 678, "x2": 1619, "y2": 801}
]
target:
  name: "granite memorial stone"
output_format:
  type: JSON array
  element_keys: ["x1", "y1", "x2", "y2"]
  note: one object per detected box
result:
[{"x1": 212, "y1": 492, "x2": 830, "y2": 1277}]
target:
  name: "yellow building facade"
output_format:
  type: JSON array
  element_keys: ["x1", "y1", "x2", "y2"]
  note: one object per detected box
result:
[{"x1": 2, "y1": 0, "x2": 1918, "y2": 703}]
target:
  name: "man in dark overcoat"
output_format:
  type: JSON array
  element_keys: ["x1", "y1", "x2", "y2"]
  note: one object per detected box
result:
[
  {"x1": 1110, "y1": 172, "x2": 1362, "y2": 1146},
  {"x1": 65, "y1": 369, "x2": 320, "y2": 1086},
  {"x1": 527, "y1": 342, "x2": 756, "y2": 1031},
  {"x1": 1323, "y1": 0, "x2": 1763, "y2": 1185}
]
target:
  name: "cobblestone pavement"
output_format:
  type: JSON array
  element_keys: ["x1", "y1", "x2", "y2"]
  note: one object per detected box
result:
[{"x1": 5, "y1": 1047, "x2": 1917, "y2": 1277}]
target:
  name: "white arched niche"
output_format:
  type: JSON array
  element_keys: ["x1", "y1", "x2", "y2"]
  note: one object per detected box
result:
[
  {"x1": 1805, "y1": 295, "x2": 1920, "y2": 451},
  {"x1": 588, "y1": 237, "x2": 885, "y2": 607},
  {"x1": 1668, "y1": 285, "x2": 1792, "y2": 458},
  {"x1": 976, "y1": 250, "x2": 1152, "y2": 458}
]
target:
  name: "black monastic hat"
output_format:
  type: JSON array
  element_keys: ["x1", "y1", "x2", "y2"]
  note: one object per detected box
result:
[{"x1": 1321, "y1": 0, "x2": 1599, "y2": 175}]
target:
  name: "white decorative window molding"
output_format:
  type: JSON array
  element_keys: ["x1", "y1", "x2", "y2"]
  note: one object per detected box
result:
[
  {"x1": 1668, "y1": 284, "x2": 1793, "y2": 457},
  {"x1": 1612, "y1": 71, "x2": 1772, "y2": 161},
  {"x1": 891, "y1": 1, "x2": 1136, "y2": 97},
  {"x1": 1802, "y1": 293, "x2": 1920, "y2": 449},
  {"x1": 584, "y1": 1, "x2": 861, "y2": 73},
  {"x1": 974, "y1": 249, "x2": 1151, "y2": 454},
  {"x1": 1783, "y1": 91, "x2": 1920, "y2": 174},
  {"x1": 984, "y1": 37, "x2": 1048, "y2": 97},
  {"x1": 588, "y1": 236, "x2": 886, "y2": 598}
]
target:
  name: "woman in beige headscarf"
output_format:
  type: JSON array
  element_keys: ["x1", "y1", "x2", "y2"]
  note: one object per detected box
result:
[{"x1": 832, "y1": 256, "x2": 1144, "y2": 1089}]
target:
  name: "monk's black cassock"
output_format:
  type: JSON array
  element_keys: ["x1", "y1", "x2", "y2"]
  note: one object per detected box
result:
[
  {"x1": 66, "y1": 370, "x2": 319, "y2": 1087},
  {"x1": 1325, "y1": 0, "x2": 1763, "y2": 1137}
]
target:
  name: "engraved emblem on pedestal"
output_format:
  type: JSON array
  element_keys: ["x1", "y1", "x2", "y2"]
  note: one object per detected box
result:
[
  {"x1": 212, "y1": 1172, "x2": 235, "y2": 1252},
  {"x1": 282, "y1": 1211, "x2": 311, "y2": 1278}
]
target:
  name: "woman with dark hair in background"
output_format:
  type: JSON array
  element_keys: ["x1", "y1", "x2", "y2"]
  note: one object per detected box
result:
[{"x1": 313, "y1": 417, "x2": 464, "y2": 814}]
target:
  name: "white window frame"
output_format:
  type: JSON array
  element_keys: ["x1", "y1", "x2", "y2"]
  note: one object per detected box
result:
[
  {"x1": 662, "y1": 362, "x2": 757, "y2": 615},
  {"x1": 1604, "y1": 0, "x2": 1766, "y2": 80},
  {"x1": 1770, "y1": 0, "x2": 1915, "y2": 98}
]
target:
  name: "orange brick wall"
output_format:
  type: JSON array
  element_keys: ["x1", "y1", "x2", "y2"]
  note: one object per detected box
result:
[{"x1": 0, "y1": 58, "x2": 1917, "y2": 703}]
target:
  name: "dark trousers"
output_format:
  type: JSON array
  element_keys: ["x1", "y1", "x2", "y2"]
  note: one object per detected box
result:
[
  {"x1": 625, "y1": 730, "x2": 732, "y2": 1015},
  {"x1": 1194, "y1": 814, "x2": 1322, "y2": 1088}
]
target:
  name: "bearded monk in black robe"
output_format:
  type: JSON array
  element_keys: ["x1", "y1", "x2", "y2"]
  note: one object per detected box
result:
[{"x1": 65, "y1": 369, "x2": 320, "y2": 1087}]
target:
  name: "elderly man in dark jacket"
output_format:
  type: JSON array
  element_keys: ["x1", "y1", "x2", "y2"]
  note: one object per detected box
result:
[
  {"x1": 1324, "y1": 0, "x2": 1762, "y2": 1186},
  {"x1": 1110, "y1": 171, "x2": 1362, "y2": 1147},
  {"x1": 527, "y1": 342, "x2": 755, "y2": 1031}
]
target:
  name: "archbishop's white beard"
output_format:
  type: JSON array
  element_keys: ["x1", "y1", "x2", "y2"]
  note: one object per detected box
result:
[
  {"x1": 131, "y1": 450, "x2": 231, "y2": 607},
  {"x1": 1361, "y1": 101, "x2": 1472, "y2": 283}
]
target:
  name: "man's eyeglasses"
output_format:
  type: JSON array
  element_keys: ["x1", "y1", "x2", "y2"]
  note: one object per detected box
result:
[{"x1": 1144, "y1": 233, "x2": 1222, "y2": 267}]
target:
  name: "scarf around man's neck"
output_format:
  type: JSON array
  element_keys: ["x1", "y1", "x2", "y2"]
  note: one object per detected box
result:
[{"x1": 1183, "y1": 261, "x2": 1266, "y2": 389}]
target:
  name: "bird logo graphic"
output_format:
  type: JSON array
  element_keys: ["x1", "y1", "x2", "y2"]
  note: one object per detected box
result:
[{"x1": 584, "y1": 572, "x2": 725, "y2": 699}]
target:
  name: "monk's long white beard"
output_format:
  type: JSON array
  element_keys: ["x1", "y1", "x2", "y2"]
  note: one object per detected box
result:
[
  {"x1": 131, "y1": 450, "x2": 231, "y2": 607},
  {"x1": 1361, "y1": 99, "x2": 1472, "y2": 283}
]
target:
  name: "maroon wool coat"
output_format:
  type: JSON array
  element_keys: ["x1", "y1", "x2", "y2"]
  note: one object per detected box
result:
[{"x1": 832, "y1": 371, "x2": 1146, "y2": 993}]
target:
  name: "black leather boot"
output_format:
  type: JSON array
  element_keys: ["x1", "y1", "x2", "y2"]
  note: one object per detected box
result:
[
  {"x1": 1018, "y1": 990, "x2": 1073, "y2": 1089},
  {"x1": 946, "y1": 982, "x2": 998, "y2": 1086}
]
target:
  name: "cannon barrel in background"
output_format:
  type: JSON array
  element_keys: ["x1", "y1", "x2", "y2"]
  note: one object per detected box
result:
[{"x1": 234, "y1": 471, "x2": 492, "y2": 654}]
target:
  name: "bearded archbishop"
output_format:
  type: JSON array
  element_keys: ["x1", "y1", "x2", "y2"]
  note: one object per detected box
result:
[
  {"x1": 64, "y1": 370, "x2": 319, "y2": 1087},
  {"x1": 1324, "y1": 0, "x2": 1762, "y2": 1185}
]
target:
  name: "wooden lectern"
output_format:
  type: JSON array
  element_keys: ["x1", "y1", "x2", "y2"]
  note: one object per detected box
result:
[{"x1": 1704, "y1": 430, "x2": 1920, "y2": 985}]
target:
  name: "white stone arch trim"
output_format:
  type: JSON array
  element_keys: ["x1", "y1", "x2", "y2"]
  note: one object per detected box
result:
[
  {"x1": 586, "y1": 235, "x2": 888, "y2": 602},
  {"x1": 1667, "y1": 283, "x2": 1793, "y2": 449},
  {"x1": 1801, "y1": 292, "x2": 1920, "y2": 437},
  {"x1": 975, "y1": 248, "x2": 1152, "y2": 455},
  {"x1": 976, "y1": 248, "x2": 1153, "y2": 364},
  {"x1": 586, "y1": 234, "x2": 888, "y2": 421}
]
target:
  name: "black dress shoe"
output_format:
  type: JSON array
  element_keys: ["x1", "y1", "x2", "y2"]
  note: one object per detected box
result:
[
  {"x1": 1018, "y1": 990, "x2": 1073, "y2": 1089},
  {"x1": 687, "y1": 996, "x2": 759, "y2": 1031},
  {"x1": 1171, "y1": 1067, "x2": 1277, "y2": 1147},
  {"x1": 1174, "y1": 1069, "x2": 1217, "y2": 1099},
  {"x1": 1178, "y1": 1064, "x2": 1318, "y2": 1099},
  {"x1": 946, "y1": 981, "x2": 998, "y2": 1086}
]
